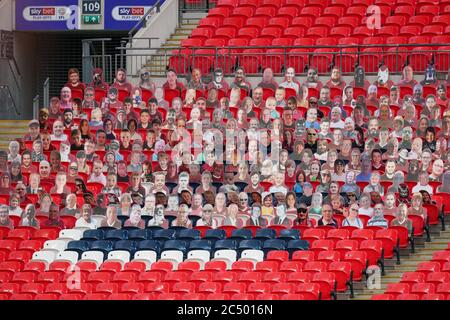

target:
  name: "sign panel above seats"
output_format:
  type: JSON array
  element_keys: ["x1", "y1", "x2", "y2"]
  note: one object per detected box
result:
[{"x1": 15, "y1": 0, "x2": 163, "y2": 31}]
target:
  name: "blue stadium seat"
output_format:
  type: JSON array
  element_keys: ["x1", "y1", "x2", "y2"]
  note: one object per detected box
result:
[
  {"x1": 122, "y1": 226, "x2": 140, "y2": 231},
  {"x1": 97, "y1": 226, "x2": 116, "y2": 232},
  {"x1": 189, "y1": 183, "x2": 200, "y2": 192},
  {"x1": 235, "y1": 182, "x2": 248, "y2": 192},
  {"x1": 170, "y1": 226, "x2": 188, "y2": 238},
  {"x1": 90, "y1": 240, "x2": 114, "y2": 259},
  {"x1": 188, "y1": 215, "x2": 201, "y2": 227},
  {"x1": 178, "y1": 229, "x2": 201, "y2": 241},
  {"x1": 146, "y1": 226, "x2": 164, "y2": 232},
  {"x1": 66, "y1": 240, "x2": 92, "y2": 258},
  {"x1": 128, "y1": 229, "x2": 153, "y2": 241},
  {"x1": 204, "y1": 229, "x2": 226, "y2": 241},
  {"x1": 165, "y1": 182, "x2": 178, "y2": 193},
  {"x1": 114, "y1": 240, "x2": 138, "y2": 255},
  {"x1": 287, "y1": 240, "x2": 310, "y2": 256},
  {"x1": 164, "y1": 215, "x2": 177, "y2": 227},
  {"x1": 162, "y1": 240, "x2": 188, "y2": 255},
  {"x1": 153, "y1": 229, "x2": 176, "y2": 241},
  {"x1": 188, "y1": 240, "x2": 213, "y2": 252},
  {"x1": 229, "y1": 229, "x2": 253, "y2": 241},
  {"x1": 137, "y1": 240, "x2": 161, "y2": 255},
  {"x1": 81, "y1": 230, "x2": 104, "y2": 241},
  {"x1": 105, "y1": 230, "x2": 128, "y2": 241},
  {"x1": 212, "y1": 182, "x2": 223, "y2": 190},
  {"x1": 255, "y1": 228, "x2": 277, "y2": 241},
  {"x1": 238, "y1": 240, "x2": 263, "y2": 253},
  {"x1": 214, "y1": 239, "x2": 238, "y2": 252},
  {"x1": 141, "y1": 216, "x2": 153, "y2": 227},
  {"x1": 278, "y1": 229, "x2": 301, "y2": 241},
  {"x1": 263, "y1": 239, "x2": 286, "y2": 254},
  {"x1": 116, "y1": 215, "x2": 128, "y2": 227}
]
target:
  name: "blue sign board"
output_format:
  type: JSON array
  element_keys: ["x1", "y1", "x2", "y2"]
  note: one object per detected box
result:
[
  {"x1": 104, "y1": 0, "x2": 160, "y2": 30},
  {"x1": 15, "y1": 0, "x2": 162, "y2": 31},
  {"x1": 16, "y1": 0, "x2": 80, "y2": 31}
]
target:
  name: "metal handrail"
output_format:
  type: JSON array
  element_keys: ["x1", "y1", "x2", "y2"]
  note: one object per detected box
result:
[
  {"x1": 112, "y1": 41, "x2": 450, "y2": 52},
  {"x1": 117, "y1": 37, "x2": 160, "y2": 50},
  {"x1": 43, "y1": 78, "x2": 50, "y2": 108},
  {"x1": 128, "y1": 0, "x2": 162, "y2": 42},
  {"x1": 32, "y1": 95, "x2": 39, "y2": 120},
  {"x1": 183, "y1": 42, "x2": 450, "y2": 51},
  {"x1": 0, "y1": 84, "x2": 20, "y2": 116}
]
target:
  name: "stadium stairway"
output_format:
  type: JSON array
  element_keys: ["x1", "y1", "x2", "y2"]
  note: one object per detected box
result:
[
  {"x1": 145, "y1": 13, "x2": 207, "y2": 75},
  {"x1": 351, "y1": 216, "x2": 450, "y2": 300},
  {"x1": 0, "y1": 120, "x2": 29, "y2": 151}
]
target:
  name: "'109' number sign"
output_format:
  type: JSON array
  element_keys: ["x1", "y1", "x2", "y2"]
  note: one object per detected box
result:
[{"x1": 82, "y1": 0, "x2": 101, "y2": 14}]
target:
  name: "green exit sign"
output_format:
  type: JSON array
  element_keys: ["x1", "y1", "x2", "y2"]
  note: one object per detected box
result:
[{"x1": 83, "y1": 15, "x2": 101, "y2": 24}]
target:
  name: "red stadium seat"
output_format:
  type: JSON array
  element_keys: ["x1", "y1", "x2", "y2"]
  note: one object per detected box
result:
[
  {"x1": 397, "y1": 293, "x2": 420, "y2": 300},
  {"x1": 198, "y1": 281, "x2": 222, "y2": 294},
  {"x1": 385, "y1": 283, "x2": 411, "y2": 298},
  {"x1": 435, "y1": 46, "x2": 450, "y2": 72},
  {"x1": 222, "y1": 282, "x2": 246, "y2": 294},
  {"x1": 291, "y1": 250, "x2": 315, "y2": 264},
  {"x1": 145, "y1": 282, "x2": 170, "y2": 294},
  {"x1": 343, "y1": 251, "x2": 367, "y2": 281},
  {"x1": 399, "y1": 25, "x2": 422, "y2": 37},
  {"x1": 182, "y1": 293, "x2": 206, "y2": 300},
  {"x1": 190, "y1": 28, "x2": 213, "y2": 41},
  {"x1": 311, "y1": 240, "x2": 335, "y2": 257},
  {"x1": 253, "y1": 6, "x2": 275, "y2": 19},
  {"x1": 436, "y1": 283, "x2": 450, "y2": 295},
  {"x1": 261, "y1": 271, "x2": 286, "y2": 285},
  {"x1": 279, "y1": 261, "x2": 303, "y2": 273},
  {"x1": 231, "y1": 261, "x2": 254, "y2": 272},
  {"x1": 120, "y1": 283, "x2": 145, "y2": 295},
  {"x1": 422, "y1": 294, "x2": 445, "y2": 300},
  {"x1": 95, "y1": 283, "x2": 119, "y2": 294},
  {"x1": 299, "y1": 7, "x2": 322, "y2": 19},
  {"x1": 295, "y1": 283, "x2": 321, "y2": 300},
  {"x1": 87, "y1": 272, "x2": 112, "y2": 285},
  {"x1": 417, "y1": 5, "x2": 440, "y2": 18},
  {"x1": 401, "y1": 272, "x2": 426, "y2": 285},
  {"x1": 411, "y1": 283, "x2": 436, "y2": 298},
  {"x1": 286, "y1": 272, "x2": 312, "y2": 284},
  {"x1": 303, "y1": 261, "x2": 328, "y2": 276},
  {"x1": 272, "y1": 283, "x2": 295, "y2": 295},
  {"x1": 375, "y1": 229, "x2": 399, "y2": 261}
]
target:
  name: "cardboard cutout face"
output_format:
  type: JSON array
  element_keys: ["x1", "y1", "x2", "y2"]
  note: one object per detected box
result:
[
  {"x1": 423, "y1": 64, "x2": 437, "y2": 85},
  {"x1": 377, "y1": 65, "x2": 389, "y2": 86},
  {"x1": 295, "y1": 119, "x2": 306, "y2": 136},
  {"x1": 354, "y1": 66, "x2": 365, "y2": 88},
  {"x1": 214, "y1": 70, "x2": 223, "y2": 84}
]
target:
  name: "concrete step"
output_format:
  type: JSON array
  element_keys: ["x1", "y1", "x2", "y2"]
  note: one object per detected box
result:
[
  {"x1": 381, "y1": 272, "x2": 405, "y2": 279},
  {"x1": 174, "y1": 29, "x2": 194, "y2": 35},
  {"x1": 0, "y1": 126, "x2": 29, "y2": 132},
  {"x1": 396, "y1": 260, "x2": 426, "y2": 267},
  {"x1": 170, "y1": 34, "x2": 191, "y2": 40},
  {"x1": 181, "y1": 12, "x2": 208, "y2": 20},
  {"x1": 178, "y1": 24, "x2": 198, "y2": 30},
  {"x1": 181, "y1": 18, "x2": 202, "y2": 24},
  {"x1": 0, "y1": 134, "x2": 27, "y2": 141},
  {"x1": 0, "y1": 120, "x2": 29, "y2": 150},
  {"x1": 166, "y1": 39, "x2": 182, "y2": 44},
  {"x1": 353, "y1": 295, "x2": 377, "y2": 300}
]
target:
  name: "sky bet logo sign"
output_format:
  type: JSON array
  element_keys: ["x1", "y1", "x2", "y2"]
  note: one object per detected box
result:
[
  {"x1": 23, "y1": 6, "x2": 72, "y2": 22},
  {"x1": 29, "y1": 7, "x2": 55, "y2": 16},
  {"x1": 112, "y1": 6, "x2": 151, "y2": 21}
]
